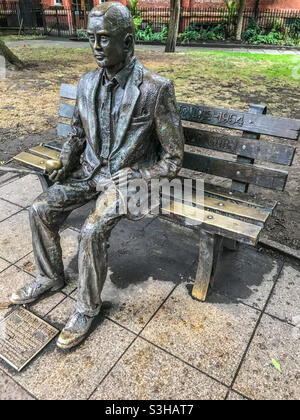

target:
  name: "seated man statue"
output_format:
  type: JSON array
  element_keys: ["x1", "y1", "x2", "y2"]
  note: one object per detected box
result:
[{"x1": 10, "y1": 2, "x2": 184, "y2": 350}]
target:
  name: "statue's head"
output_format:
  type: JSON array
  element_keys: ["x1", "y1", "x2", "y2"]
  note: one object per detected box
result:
[{"x1": 87, "y1": 2, "x2": 135, "y2": 69}]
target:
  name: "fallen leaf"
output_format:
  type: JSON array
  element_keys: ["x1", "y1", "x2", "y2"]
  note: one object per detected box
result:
[{"x1": 272, "y1": 358, "x2": 282, "y2": 373}]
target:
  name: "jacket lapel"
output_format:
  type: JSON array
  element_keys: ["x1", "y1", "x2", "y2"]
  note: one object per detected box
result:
[
  {"x1": 87, "y1": 68, "x2": 103, "y2": 155},
  {"x1": 110, "y1": 60, "x2": 143, "y2": 157}
]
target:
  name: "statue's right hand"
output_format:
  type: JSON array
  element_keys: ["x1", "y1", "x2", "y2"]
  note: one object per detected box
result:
[{"x1": 48, "y1": 166, "x2": 68, "y2": 183}]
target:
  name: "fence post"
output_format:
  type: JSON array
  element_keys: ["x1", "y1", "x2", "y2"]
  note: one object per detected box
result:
[
  {"x1": 41, "y1": 3, "x2": 47, "y2": 35},
  {"x1": 56, "y1": 7, "x2": 60, "y2": 37}
]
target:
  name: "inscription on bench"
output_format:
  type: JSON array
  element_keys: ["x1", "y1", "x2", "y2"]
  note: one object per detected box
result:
[{"x1": 179, "y1": 103, "x2": 245, "y2": 128}]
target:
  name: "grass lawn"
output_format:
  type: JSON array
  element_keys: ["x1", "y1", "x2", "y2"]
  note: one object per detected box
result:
[{"x1": 0, "y1": 35, "x2": 46, "y2": 41}]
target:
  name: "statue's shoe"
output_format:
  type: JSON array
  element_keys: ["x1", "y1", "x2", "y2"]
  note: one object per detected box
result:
[
  {"x1": 10, "y1": 277, "x2": 64, "y2": 305},
  {"x1": 57, "y1": 312, "x2": 94, "y2": 350}
]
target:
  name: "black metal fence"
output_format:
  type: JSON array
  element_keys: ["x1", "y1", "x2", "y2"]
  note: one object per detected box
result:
[
  {"x1": 0, "y1": 3, "x2": 299, "y2": 40},
  {"x1": 139, "y1": 7, "x2": 300, "y2": 38}
]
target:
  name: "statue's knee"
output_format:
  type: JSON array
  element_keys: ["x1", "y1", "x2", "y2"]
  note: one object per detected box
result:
[
  {"x1": 80, "y1": 220, "x2": 108, "y2": 243},
  {"x1": 29, "y1": 196, "x2": 51, "y2": 224}
]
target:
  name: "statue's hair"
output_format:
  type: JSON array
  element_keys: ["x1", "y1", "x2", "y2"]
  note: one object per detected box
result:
[{"x1": 89, "y1": 2, "x2": 135, "y2": 37}]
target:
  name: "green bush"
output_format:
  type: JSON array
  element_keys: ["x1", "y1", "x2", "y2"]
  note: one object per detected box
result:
[
  {"x1": 76, "y1": 29, "x2": 88, "y2": 40},
  {"x1": 241, "y1": 18, "x2": 300, "y2": 46},
  {"x1": 178, "y1": 23, "x2": 226, "y2": 44},
  {"x1": 136, "y1": 26, "x2": 168, "y2": 42}
]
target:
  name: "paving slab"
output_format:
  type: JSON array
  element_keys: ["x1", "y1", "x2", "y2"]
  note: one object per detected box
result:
[
  {"x1": 0, "y1": 198, "x2": 22, "y2": 222},
  {"x1": 0, "y1": 173, "x2": 21, "y2": 188},
  {"x1": 234, "y1": 314, "x2": 300, "y2": 400},
  {"x1": 141, "y1": 283, "x2": 260, "y2": 385},
  {"x1": 0, "y1": 210, "x2": 32, "y2": 263},
  {"x1": 0, "y1": 265, "x2": 33, "y2": 308},
  {"x1": 72, "y1": 272, "x2": 176, "y2": 334},
  {"x1": 0, "y1": 297, "x2": 136, "y2": 400},
  {"x1": 17, "y1": 228, "x2": 80, "y2": 295},
  {"x1": 91, "y1": 337, "x2": 228, "y2": 400},
  {"x1": 265, "y1": 263, "x2": 300, "y2": 326},
  {"x1": 108, "y1": 218, "x2": 198, "y2": 290},
  {"x1": 0, "y1": 370, "x2": 34, "y2": 400},
  {"x1": 212, "y1": 245, "x2": 281, "y2": 310},
  {"x1": 0, "y1": 257, "x2": 10, "y2": 273},
  {"x1": 226, "y1": 391, "x2": 248, "y2": 400},
  {"x1": 0, "y1": 174, "x2": 43, "y2": 208}
]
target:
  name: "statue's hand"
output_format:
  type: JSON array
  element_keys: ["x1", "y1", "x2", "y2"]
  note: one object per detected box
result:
[
  {"x1": 48, "y1": 160, "x2": 71, "y2": 183},
  {"x1": 111, "y1": 167, "x2": 142, "y2": 190}
]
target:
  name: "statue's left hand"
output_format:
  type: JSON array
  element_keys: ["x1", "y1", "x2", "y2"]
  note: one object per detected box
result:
[{"x1": 111, "y1": 167, "x2": 142, "y2": 190}]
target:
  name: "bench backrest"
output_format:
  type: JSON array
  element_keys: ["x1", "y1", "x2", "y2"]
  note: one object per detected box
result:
[{"x1": 58, "y1": 83, "x2": 300, "y2": 194}]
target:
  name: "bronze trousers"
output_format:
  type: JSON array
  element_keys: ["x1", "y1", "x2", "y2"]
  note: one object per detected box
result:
[{"x1": 29, "y1": 180, "x2": 123, "y2": 317}]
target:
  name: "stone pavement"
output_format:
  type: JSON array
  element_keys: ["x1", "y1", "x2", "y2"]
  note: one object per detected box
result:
[{"x1": 0, "y1": 173, "x2": 299, "y2": 400}]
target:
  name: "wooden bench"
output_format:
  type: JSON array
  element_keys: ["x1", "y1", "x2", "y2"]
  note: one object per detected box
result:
[{"x1": 12, "y1": 83, "x2": 300, "y2": 302}]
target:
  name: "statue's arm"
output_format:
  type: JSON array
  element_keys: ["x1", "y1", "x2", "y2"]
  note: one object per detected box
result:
[
  {"x1": 59, "y1": 99, "x2": 86, "y2": 172},
  {"x1": 140, "y1": 80, "x2": 185, "y2": 181}
]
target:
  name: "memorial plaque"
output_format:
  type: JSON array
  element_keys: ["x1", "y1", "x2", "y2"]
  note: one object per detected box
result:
[{"x1": 0, "y1": 307, "x2": 59, "y2": 372}]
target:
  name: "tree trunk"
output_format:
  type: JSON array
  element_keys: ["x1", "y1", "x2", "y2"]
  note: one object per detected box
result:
[
  {"x1": 0, "y1": 39, "x2": 24, "y2": 69},
  {"x1": 235, "y1": 0, "x2": 246, "y2": 41},
  {"x1": 165, "y1": 0, "x2": 180, "y2": 53}
]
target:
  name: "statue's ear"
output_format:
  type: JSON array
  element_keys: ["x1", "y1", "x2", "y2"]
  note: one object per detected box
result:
[{"x1": 124, "y1": 33, "x2": 134, "y2": 53}]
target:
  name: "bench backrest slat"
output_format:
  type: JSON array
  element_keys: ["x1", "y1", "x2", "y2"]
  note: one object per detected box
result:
[
  {"x1": 184, "y1": 127, "x2": 296, "y2": 166},
  {"x1": 59, "y1": 103, "x2": 75, "y2": 119},
  {"x1": 178, "y1": 103, "x2": 300, "y2": 140},
  {"x1": 60, "y1": 83, "x2": 77, "y2": 100},
  {"x1": 183, "y1": 152, "x2": 288, "y2": 192}
]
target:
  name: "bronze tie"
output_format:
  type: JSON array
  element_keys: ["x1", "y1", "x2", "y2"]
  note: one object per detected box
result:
[{"x1": 100, "y1": 79, "x2": 116, "y2": 159}]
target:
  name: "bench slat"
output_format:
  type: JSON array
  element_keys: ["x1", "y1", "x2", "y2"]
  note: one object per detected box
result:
[
  {"x1": 13, "y1": 152, "x2": 47, "y2": 171},
  {"x1": 179, "y1": 103, "x2": 300, "y2": 140},
  {"x1": 184, "y1": 127, "x2": 296, "y2": 166},
  {"x1": 163, "y1": 192, "x2": 269, "y2": 225},
  {"x1": 162, "y1": 201, "x2": 262, "y2": 246},
  {"x1": 60, "y1": 84, "x2": 77, "y2": 100},
  {"x1": 202, "y1": 195, "x2": 269, "y2": 224},
  {"x1": 29, "y1": 146, "x2": 61, "y2": 160},
  {"x1": 57, "y1": 122, "x2": 71, "y2": 138},
  {"x1": 183, "y1": 152, "x2": 288, "y2": 191},
  {"x1": 59, "y1": 103, "x2": 75, "y2": 119}
]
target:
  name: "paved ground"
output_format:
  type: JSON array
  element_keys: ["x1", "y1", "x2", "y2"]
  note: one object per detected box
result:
[
  {"x1": 0, "y1": 173, "x2": 299, "y2": 400},
  {"x1": 5, "y1": 37, "x2": 300, "y2": 55}
]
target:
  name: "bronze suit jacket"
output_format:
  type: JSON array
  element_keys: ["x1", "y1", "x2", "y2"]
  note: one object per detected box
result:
[{"x1": 60, "y1": 58, "x2": 185, "y2": 182}]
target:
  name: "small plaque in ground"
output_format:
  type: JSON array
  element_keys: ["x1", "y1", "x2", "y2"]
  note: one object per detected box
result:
[{"x1": 0, "y1": 306, "x2": 59, "y2": 372}]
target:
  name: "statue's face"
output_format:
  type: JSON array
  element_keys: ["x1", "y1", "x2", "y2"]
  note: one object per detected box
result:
[{"x1": 87, "y1": 15, "x2": 128, "y2": 69}]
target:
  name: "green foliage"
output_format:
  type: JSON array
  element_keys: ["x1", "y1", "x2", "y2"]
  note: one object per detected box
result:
[
  {"x1": 136, "y1": 26, "x2": 168, "y2": 42},
  {"x1": 133, "y1": 16, "x2": 142, "y2": 32},
  {"x1": 76, "y1": 28, "x2": 88, "y2": 40},
  {"x1": 242, "y1": 18, "x2": 300, "y2": 46},
  {"x1": 217, "y1": 1, "x2": 238, "y2": 25},
  {"x1": 179, "y1": 23, "x2": 226, "y2": 44},
  {"x1": 127, "y1": 0, "x2": 140, "y2": 18}
]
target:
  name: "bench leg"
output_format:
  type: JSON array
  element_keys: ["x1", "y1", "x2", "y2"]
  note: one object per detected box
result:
[
  {"x1": 37, "y1": 174, "x2": 52, "y2": 193},
  {"x1": 192, "y1": 231, "x2": 223, "y2": 301}
]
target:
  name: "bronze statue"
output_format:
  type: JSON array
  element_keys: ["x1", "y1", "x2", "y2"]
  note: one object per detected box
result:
[{"x1": 10, "y1": 2, "x2": 184, "y2": 350}]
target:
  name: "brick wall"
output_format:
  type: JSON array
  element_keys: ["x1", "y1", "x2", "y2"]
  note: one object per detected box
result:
[
  {"x1": 3, "y1": 0, "x2": 300, "y2": 10},
  {"x1": 138, "y1": 0, "x2": 300, "y2": 10}
]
